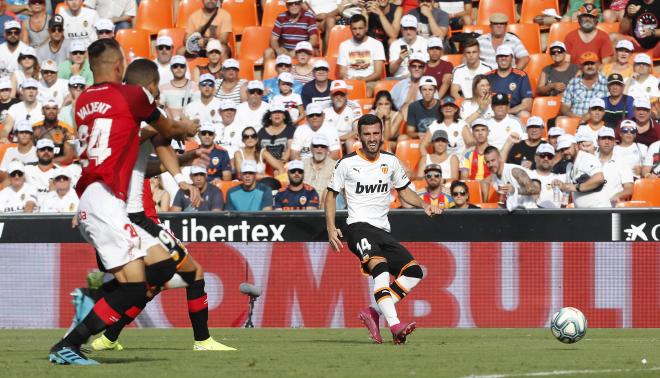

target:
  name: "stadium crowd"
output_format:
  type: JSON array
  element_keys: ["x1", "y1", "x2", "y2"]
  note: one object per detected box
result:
[{"x1": 0, "y1": 0, "x2": 658, "y2": 213}]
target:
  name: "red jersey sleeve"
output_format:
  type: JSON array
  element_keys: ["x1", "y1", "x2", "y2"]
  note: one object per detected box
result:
[{"x1": 124, "y1": 84, "x2": 161, "y2": 124}]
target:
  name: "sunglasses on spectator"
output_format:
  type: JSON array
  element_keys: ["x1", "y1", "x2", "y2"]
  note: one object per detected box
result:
[
  {"x1": 248, "y1": 89, "x2": 263, "y2": 95},
  {"x1": 9, "y1": 171, "x2": 23, "y2": 178},
  {"x1": 242, "y1": 133, "x2": 257, "y2": 140},
  {"x1": 582, "y1": 62, "x2": 596, "y2": 66},
  {"x1": 425, "y1": 173, "x2": 441, "y2": 179},
  {"x1": 549, "y1": 49, "x2": 564, "y2": 56},
  {"x1": 537, "y1": 153, "x2": 554, "y2": 160},
  {"x1": 29, "y1": 0, "x2": 45, "y2": 4},
  {"x1": 289, "y1": 169, "x2": 304, "y2": 174},
  {"x1": 491, "y1": 22, "x2": 507, "y2": 26},
  {"x1": 171, "y1": 64, "x2": 186, "y2": 69},
  {"x1": 54, "y1": 176, "x2": 70, "y2": 182},
  {"x1": 311, "y1": 144, "x2": 327, "y2": 149},
  {"x1": 307, "y1": 113, "x2": 323, "y2": 118},
  {"x1": 199, "y1": 81, "x2": 215, "y2": 87},
  {"x1": 97, "y1": 30, "x2": 113, "y2": 35},
  {"x1": 5, "y1": 30, "x2": 20, "y2": 36},
  {"x1": 69, "y1": 84, "x2": 85, "y2": 89},
  {"x1": 42, "y1": 70, "x2": 57, "y2": 75},
  {"x1": 200, "y1": 131, "x2": 214, "y2": 136},
  {"x1": 50, "y1": 27, "x2": 63, "y2": 33},
  {"x1": 313, "y1": 67, "x2": 329, "y2": 72},
  {"x1": 276, "y1": 63, "x2": 291, "y2": 68},
  {"x1": 71, "y1": 51, "x2": 85, "y2": 56},
  {"x1": 410, "y1": 64, "x2": 425, "y2": 69},
  {"x1": 279, "y1": 82, "x2": 293, "y2": 86},
  {"x1": 620, "y1": 128, "x2": 636, "y2": 134},
  {"x1": 38, "y1": 147, "x2": 54, "y2": 152},
  {"x1": 452, "y1": 191, "x2": 466, "y2": 197},
  {"x1": 157, "y1": 45, "x2": 172, "y2": 51}
]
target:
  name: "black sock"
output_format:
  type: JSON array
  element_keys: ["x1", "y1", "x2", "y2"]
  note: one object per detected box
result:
[
  {"x1": 187, "y1": 279, "x2": 210, "y2": 341},
  {"x1": 103, "y1": 297, "x2": 149, "y2": 342}
]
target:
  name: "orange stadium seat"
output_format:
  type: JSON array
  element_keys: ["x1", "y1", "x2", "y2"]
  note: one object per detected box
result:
[
  {"x1": 215, "y1": 180, "x2": 242, "y2": 202},
  {"x1": 238, "y1": 26, "x2": 272, "y2": 62},
  {"x1": 0, "y1": 143, "x2": 17, "y2": 163},
  {"x1": 373, "y1": 80, "x2": 399, "y2": 95},
  {"x1": 531, "y1": 96, "x2": 562, "y2": 125},
  {"x1": 461, "y1": 24, "x2": 491, "y2": 36},
  {"x1": 506, "y1": 23, "x2": 541, "y2": 54},
  {"x1": 115, "y1": 29, "x2": 152, "y2": 60},
  {"x1": 520, "y1": 0, "x2": 559, "y2": 25},
  {"x1": 395, "y1": 139, "x2": 421, "y2": 172},
  {"x1": 353, "y1": 98, "x2": 374, "y2": 114},
  {"x1": 476, "y1": 0, "x2": 516, "y2": 26},
  {"x1": 556, "y1": 117, "x2": 581, "y2": 135},
  {"x1": 463, "y1": 180, "x2": 484, "y2": 203},
  {"x1": 325, "y1": 25, "x2": 352, "y2": 59},
  {"x1": 523, "y1": 53, "x2": 553, "y2": 96},
  {"x1": 262, "y1": 59, "x2": 277, "y2": 80},
  {"x1": 262, "y1": 0, "x2": 287, "y2": 28},
  {"x1": 175, "y1": 0, "x2": 203, "y2": 29},
  {"x1": 222, "y1": 0, "x2": 258, "y2": 36},
  {"x1": 135, "y1": 0, "x2": 174, "y2": 35},
  {"x1": 546, "y1": 22, "x2": 579, "y2": 52},
  {"x1": 597, "y1": 22, "x2": 621, "y2": 34},
  {"x1": 187, "y1": 57, "x2": 209, "y2": 72},
  {"x1": 326, "y1": 56, "x2": 339, "y2": 80},
  {"x1": 441, "y1": 54, "x2": 463, "y2": 67},
  {"x1": 344, "y1": 79, "x2": 366, "y2": 99},
  {"x1": 631, "y1": 178, "x2": 660, "y2": 206},
  {"x1": 616, "y1": 200, "x2": 651, "y2": 208},
  {"x1": 237, "y1": 58, "x2": 255, "y2": 80},
  {"x1": 158, "y1": 28, "x2": 187, "y2": 53}
]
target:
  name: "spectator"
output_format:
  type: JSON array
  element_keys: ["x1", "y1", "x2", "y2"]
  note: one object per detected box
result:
[
  {"x1": 57, "y1": 39, "x2": 93, "y2": 85},
  {"x1": 575, "y1": 131, "x2": 598, "y2": 154},
  {"x1": 291, "y1": 103, "x2": 340, "y2": 161},
  {"x1": 171, "y1": 165, "x2": 224, "y2": 212},
  {"x1": 10, "y1": 46, "x2": 39, "y2": 97},
  {"x1": 305, "y1": 0, "x2": 339, "y2": 49},
  {"x1": 486, "y1": 45, "x2": 533, "y2": 118},
  {"x1": 417, "y1": 129, "x2": 459, "y2": 180},
  {"x1": 154, "y1": 36, "x2": 177, "y2": 86},
  {"x1": 407, "y1": 0, "x2": 449, "y2": 40},
  {"x1": 597, "y1": 127, "x2": 633, "y2": 205},
  {"x1": 547, "y1": 126, "x2": 565, "y2": 151},
  {"x1": 620, "y1": 0, "x2": 659, "y2": 56},
  {"x1": 302, "y1": 134, "x2": 336, "y2": 207},
  {"x1": 564, "y1": 4, "x2": 614, "y2": 65},
  {"x1": 553, "y1": 134, "x2": 610, "y2": 208},
  {"x1": 363, "y1": 0, "x2": 402, "y2": 54},
  {"x1": 264, "y1": 0, "x2": 318, "y2": 61},
  {"x1": 485, "y1": 93, "x2": 524, "y2": 150},
  {"x1": 436, "y1": 0, "x2": 473, "y2": 31},
  {"x1": 0, "y1": 2, "x2": 14, "y2": 45},
  {"x1": 159, "y1": 55, "x2": 198, "y2": 121},
  {"x1": 84, "y1": 0, "x2": 136, "y2": 31},
  {"x1": 422, "y1": 97, "x2": 471, "y2": 156},
  {"x1": 20, "y1": 0, "x2": 50, "y2": 48},
  {"x1": 601, "y1": 40, "x2": 635, "y2": 79},
  {"x1": 196, "y1": 123, "x2": 231, "y2": 183},
  {"x1": 58, "y1": 0, "x2": 99, "y2": 45},
  {"x1": 264, "y1": 54, "x2": 303, "y2": 103},
  {"x1": 274, "y1": 159, "x2": 320, "y2": 210},
  {"x1": 460, "y1": 118, "x2": 491, "y2": 181},
  {"x1": 272, "y1": 71, "x2": 304, "y2": 124},
  {"x1": 477, "y1": 13, "x2": 529, "y2": 70},
  {"x1": 389, "y1": 15, "x2": 428, "y2": 80},
  {"x1": 484, "y1": 146, "x2": 539, "y2": 209},
  {"x1": 642, "y1": 139, "x2": 660, "y2": 178},
  {"x1": 323, "y1": 80, "x2": 362, "y2": 150},
  {"x1": 537, "y1": 41, "x2": 579, "y2": 97},
  {"x1": 629, "y1": 98, "x2": 660, "y2": 146},
  {"x1": 93, "y1": 18, "x2": 114, "y2": 40},
  {"x1": 0, "y1": 161, "x2": 36, "y2": 213},
  {"x1": 215, "y1": 58, "x2": 247, "y2": 105},
  {"x1": 563, "y1": 0, "x2": 604, "y2": 22},
  {"x1": 216, "y1": 100, "x2": 240, "y2": 150},
  {"x1": 235, "y1": 80, "x2": 269, "y2": 133},
  {"x1": 225, "y1": 160, "x2": 274, "y2": 211},
  {"x1": 424, "y1": 36, "x2": 452, "y2": 99},
  {"x1": 0, "y1": 120, "x2": 36, "y2": 177},
  {"x1": 529, "y1": 143, "x2": 565, "y2": 208},
  {"x1": 502, "y1": 116, "x2": 547, "y2": 169},
  {"x1": 0, "y1": 78, "x2": 18, "y2": 125},
  {"x1": 406, "y1": 75, "x2": 440, "y2": 139},
  {"x1": 32, "y1": 98, "x2": 76, "y2": 165},
  {"x1": 561, "y1": 52, "x2": 609, "y2": 118},
  {"x1": 184, "y1": 0, "x2": 232, "y2": 55},
  {"x1": 391, "y1": 51, "x2": 430, "y2": 111},
  {"x1": 234, "y1": 126, "x2": 283, "y2": 179},
  {"x1": 183, "y1": 73, "x2": 222, "y2": 131},
  {"x1": 337, "y1": 14, "x2": 385, "y2": 97},
  {"x1": 613, "y1": 119, "x2": 647, "y2": 179},
  {"x1": 38, "y1": 59, "x2": 68, "y2": 107},
  {"x1": 1, "y1": 78, "x2": 43, "y2": 140},
  {"x1": 36, "y1": 15, "x2": 69, "y2": 65},
  {"x1": 625, "y1": 54, "x2": 659, "y2": 103},
  {"x1": 38, "y1": 167, "x2": 78, "y2": 212},
  {"x1": 150, "y1": 176, "x2": 170, "y2": 212},
  {"x1": 603, "y1": 73, "x2": 635, "y2": 128},
  {"x1": 370, "y1": 90, "x2": 403, "y2": 151},
  {"x1": 57, "y1": 75, "x2": 84, "y2": 127},
  {"x1": 447, "y1": 181, "x2": 479, "y2": 208},
  {"x1": 461, "y1": 74, "x2": 494, "y2": 126},
  {"x1": 258, "y1": 102, "x2": 296, "y2": 162},
  {"x1": 0, "y1": 20, "x2": 29, "y2": 77},
  {"x1": 417, "y1": 162, "x2": 453, "y2": 207},
  {"x1": 24, "y1": 138, "x2": 60, "y2": 199},
  {"x1": 301, "y1": 59, "x2": 332, "y2": 108},
  {"x1": 576, "y1": 98, "x2": 608, "y2": 143},
  {"x1": 292, "y1": 41, "x2": 314, "y2": 84},
  {"x1": 190, "y1": 38, "x2": 222, "y2": 83},
  {"x1": 450, "y1": 38, "x2": 492, "y2": 99}
]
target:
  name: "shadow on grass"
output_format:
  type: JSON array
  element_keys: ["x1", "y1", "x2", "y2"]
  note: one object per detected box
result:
[
  {"x1": 298, "y1": 339, "x2": 377, "y2": 345},
  {"x1": 94, "y1": 357, "x2": 168, "y2": 364}
]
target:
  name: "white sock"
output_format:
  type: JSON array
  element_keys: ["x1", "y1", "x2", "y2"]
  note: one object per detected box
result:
[
  {"x1": 371, "y1": 275, "x2": 421, "y2": 315},
  {"x1": 373, "y1": 272, "x2": 399, "y2": 327}
]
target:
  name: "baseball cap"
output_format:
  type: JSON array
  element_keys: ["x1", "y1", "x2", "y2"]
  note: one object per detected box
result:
[
  {"x1": 295, "y1": 41, "x2": 313, "y2": 53},
  {"x1": 472, "y1": 118, "x2": 489, "y2": 128},
  {"x1": 190, "y1": 166, "x2": 207, "y2": 175},
  {"x1": 427, "y1": 37, "x2": 443, "y2": 49},
  {"x1": 222, "y1": 58, "x2": 240, "y2": 70},
  {"x1": 597, "y1": 127, "x2": 616, "y2": 138},
  {"x1": 0, "y1": 78, "x2": 11, "y2": 90},
  {"x1": 170, "y1": 55, "x2": 186, "y2": 66},
  {"x1": 50, "y1": 168, "x2": 71, "y2": 180},
  {"x1": 70, "y1": 40, "x2": 86, "y2": 53},
  {"x1": 269, "y1": 102, "x2": 286, "y2": 113},
  {"x1": 156, "y1": 35, "x2": 173, "y2": 47},
  {"x1": 401, "y1": 15, "x2": 418, "y2": 28},
  {"x1": 577, "y1": 3, "x2": 599, "y2": 17},
  {"x1": 489, "y1": 13, "x2": 509, "y2": 23},
  {"x1": 491, "y1": 93, "x2": 509, "y2": 105},
  {"x1": 4, "y1": 20, "x2": 20, "y2": 30},
  {"x1": 48, "y1": 14, "x2": 64, "y2": 29},
  {"x1": 7, "y1": 161, "x2": 25, "y2": 174},
  {"x1": 247, "y1": 80, "x2": 264, "y2": 91},
  {"x1": 575, "y1": 132, "x2": 592, "y2": 143},
  {"x1": 199, "y1": 122, "x2": 215, "y2": 133},
  {"x1": 311, "y1": 134, "x2": 329, "y2": 147},
  {"x1": 305, "y1": 103, "x2": 323, "y2": 116},
  {"x1": 241, "y1": 160, "x2": 258, "y2": 173},
  {"x1": 288, "y1": 160, "x2": 304, "y2": 171},
  {"x1": 556, "y1": 134, "x2": 576, "y2": 150},
  {"x1": 277, "y1": 71, "x2": 294, "y2": 84},
  {"x1": 536, "y1": 143, "x2": 555, "y2": 156},
  {"x1": 431, "y1": 130, "x2": 449, "y2": 141},
  {"x1": 419, "y1": 75, "x2": 437, "y2": 88},
  {"x1": 275, "y1": 54, "x2": 292, "y2": 65},
  {"x1": 21, "y1": 78, "x2": 39, "y2": 89},
  {"x1": 94, "y1": 18, "x2": 114, "y2": 31},
  {"x1": 206, "y1": 39, "x2": 223, "y2": 53},
  {"x1": 526, "y1": 116, "x2": 544, "y2": 128},
  {"x1": 424, "y1": 163, "x2": 443, "y2": 173},
  {"x1": 41, "y1": 59, "x2": 58, "y2": 72},
  {"x1": 607, "y1": 73, "x2": 624, "y2": 85},
  {"x1": 19, "y1": 47, "x2": 36, "y2": 58},
  {"x1": 634, "y1": 53, "x2": 652, "y2": 65},
  {"x1": 199, "y1": 73, "x2": 215, "y2": 84},
  {"x1": 589, "y1": 98, "x2": 605, "y2": 109},
  {"x1": 495, "y1": 45, "x2": 513, "y2": 57},
  {"x1": 440, "y1": 97, "x2": 458, "y2": 108},
  {"x1": 620, "y1": 119, "x2": 637, "y2": 130},
  {"x1": 615, "y1": 39, "x2": 634, "y2": 51},
  {"x1": 330, "y1": 80, "x2": 349, "y2": 94},
  {"x1": 36, "y1": 138, "x2": 55, "y2": 150},
  {"x1": 578, "y1": 51, "x2": 599, "y2": 64},
  {"x1": 548, "y1": 41, "x2": 566, "y2": 52},
  {"x1": 547, "y1": 127, "x2": 565, "y2": 137},
  {"x1": 42, "y1": 98, "x2": 59, "y2": 108},
  {"x1": 409, "y1": 51, "x2": 429, "y2": 64},
  {"x1": 633, "y1": 97, "x2": 651, "y2": 109},
  {"x1": 14, "y1": 119, "x2": 33, "y2": 133},
  {"x1": 219, "y1": 100, "x2": 237, "y2": 111},
  {"x1": 69, "y1": 75, "x2": 86, "y2": 86},
  {"x1": 313, "y1": 59, "x2": 329, "y2": 70}
]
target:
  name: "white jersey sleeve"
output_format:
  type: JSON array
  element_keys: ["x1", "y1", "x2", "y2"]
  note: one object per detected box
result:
[
  {"x1": 391, "y1": 156, "x2": 410, "y2": 189},
  {"x1": 327, "y1": 159, "x2": 346, "y2": 193}
]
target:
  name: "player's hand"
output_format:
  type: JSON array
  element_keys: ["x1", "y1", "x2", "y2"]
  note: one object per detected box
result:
[
  {"x1": 192, "y1": 146, "x2": 211, "y2": 167},
  {"x1": 180, "y1": 181, "x2": 202, "y2": 207},
  {"x1": 181, "y1": 118, "x2": 200, "y2": 137},
  {"x1": 498, "y1": 183, "x2": 514, "y2": 194},
  {"x1": 71, "y1": 215, "x2": 79, "y2": 228},
  {"x1": 327, "y1": 227, "x2": 343, "y2": 252},
  {"x1": 423, "y1": 202, "x2": 443, "y2": 216}
]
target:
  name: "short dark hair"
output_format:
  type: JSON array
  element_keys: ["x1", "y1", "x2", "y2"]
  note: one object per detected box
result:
[
  {"x1": 484, "y1": 145, "x2": 500, "y2": 156},
  {"x1": 463, "y1": 38, "x2": 480, "y2": 50},
  {"x1": 88, "y1": 38, "x2": 122, "y2": 75},
  {"x1": 124, "y1": 59, "x2": 159, "y2": 87},
  {"x1": 450, "y1": 181, "x2": 469, "y2": 196},
  {"x1": 357, "y1": 114, "x2": 382, "y2": 134},
  {"x1": 350, "y1": 14, "x2": 367, "y2": 26}
]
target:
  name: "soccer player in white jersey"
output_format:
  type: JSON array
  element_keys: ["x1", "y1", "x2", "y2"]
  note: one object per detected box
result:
[
  {"x1": 325, "y1": 114, "x2": 442, "y2": 345},
  {"x1": 58, "y1": 0, "x2": 99, "y2": 45}
]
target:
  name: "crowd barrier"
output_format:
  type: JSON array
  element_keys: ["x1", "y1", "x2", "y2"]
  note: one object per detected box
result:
[{"x1": 1, "y1": 210, "x2": 659, "y2": 329}]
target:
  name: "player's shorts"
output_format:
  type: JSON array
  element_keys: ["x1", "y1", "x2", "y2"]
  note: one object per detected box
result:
[
  {"x1": 78, "y1": 182, "x2": 145, "y2": 270},
  {"x1": 344, "y1": 222, "x2": 416, "y2": 277}
]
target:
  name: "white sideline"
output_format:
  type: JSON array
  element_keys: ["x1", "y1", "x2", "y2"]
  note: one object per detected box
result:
[{"x1": 463, "y1": 366, "x2": 660, "y2": 378}]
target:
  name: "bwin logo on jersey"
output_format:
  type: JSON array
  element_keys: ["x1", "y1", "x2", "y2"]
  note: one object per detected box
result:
[{"x1": 356, "y1": 180, "x2": 389, "y2": 194}]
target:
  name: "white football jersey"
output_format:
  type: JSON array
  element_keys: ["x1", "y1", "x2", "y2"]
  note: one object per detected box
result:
[
  {"x1": 184, "y1": 98, "x2": 222, "y2": 129},
  {"x1": 24, "y1": 164, "x2": 56, "y2": 200},
  {"x1": 328, "y1": 150, "x2": 410, "y2": 232},
  {"x1": 38, "y1": 189, "x2": 79, "y2": 213},
  {"x1": 59, "y1": 7, "x2": 99, "y2": 45},
  {"x1": 0, "y1": 183, "x2": 38, "y2": 213}
]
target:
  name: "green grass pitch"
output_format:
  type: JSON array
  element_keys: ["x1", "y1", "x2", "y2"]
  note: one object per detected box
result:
[{"x1": 1, "y1": 329, "x2": 659, "y2": 377}]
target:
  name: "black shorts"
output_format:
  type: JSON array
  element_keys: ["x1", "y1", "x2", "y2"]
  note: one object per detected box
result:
[{"x1": 345, "y1": 222, "x2": 416, "y2": 277}]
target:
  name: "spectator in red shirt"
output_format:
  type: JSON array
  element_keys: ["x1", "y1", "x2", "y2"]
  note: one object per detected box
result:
[
  {"x1": 424, "y1": 36, "x2": 453, "y2": 99},
  {"x1": 264, "y1": 0, "x2": 319, "y2": 61},
  {"x1": 629, "y1": 98, "x2": 660, "y2": 146},
  {"x1": 564, "y1": 4, "x2": 614, "y2": 65}
]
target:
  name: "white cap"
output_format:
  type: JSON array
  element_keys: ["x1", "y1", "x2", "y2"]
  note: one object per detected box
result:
[
  {"x1": 241, "y1": 160, "x2": 258, "y2": 173},
  {"x1": 94, "y1": 18, "x2": 114, "y2": 31},
  {"x1": 222, "y1": 58, "x2": 240, "y2": 69},
  {"x1": 526, "y1": 116, "x2": 544, "y2": 128},
  {"x1": 4, "y1": 20, "x2": 20, "y2": 30},
  {"x1": 294, "y1": 41, "x2": 313, "y2": 52},
  {"x1": 597, "y1": 127, "x2": 616, "y2": 138},
  {"x1": 50, "y1": 168, "x2": 71, "y2": 180},
  {"x1": 69, "y1": 75, "x2": 86, "y2": 86},
  {"x1": 190, "y1": 165, "x2": 207, "y2": 175},
  {"x1": 0, "y1": 78, "x2": 11, "y2": 90},
  {"x1": 199, "y1": 73, "x2": 215, "y2": 84},
  {"x1": 220, "y1": 100, "x2": 237, "y2": 111},
  {"x1": 36, "y1": 138, "x2": 55, "y2": 150},
  {"x1": 247, "y1": 80, "x2": 264, "y2": 91},
  {"x1": 170, "y1": 55, "x2": 186, "y2": 66},
  {"x1": 7, "y1": 161, "x2": 25, "y2": 174},
  {"x1": 275, "y1": 54, "x2": 292, "y2": 65},
  {"x1": 156, "y1": 35, "x2": 173, "y2": 47},
  {"x1": 313, "y1": 59, "x2": 329, "y2": 69},
  {"x1": 311, "y1": 134, "x2": 329, "y2": 147},
  {"x1": 472, "y1": 118, "x2": 489, "y2": 128},
  {"x1": 620, "y1": 119, "x2": 637, "y2": 129},
  {"x1": 305, "y1": 103, "x2": 323, "y2": 116},
  {"x1": 495, "y1": 45, "x2": 514, "y2": 56},
  {"x1": 548, "y1": 126, "x2": 565, "y2": 137},
  {"x1": 548, "y1": 41, "x2": 566, "y2": 51},
  {"x1": 21, "y1": 78, "x2": 39, "y2": 89},
  {"x1": 199, "y1": 122, "x2": 215, "y2": 133},
  {"x1": 536, "y1": 143, "x2": 555, "y2": 155},
  {"x1": 269, "y1": 102, "x2": 286, "y2": 113},
  {"x1": 287, "y1": 160, "x2": 304, "y2": 171},
  {"x1": 556, "y1": 134, "x2": 576, "y2": 149},
  {"x1": 409, "y1": 51, "x2": 429, "y2": 64},
  {"x1": 278, "y1": 71, "x2": 294, "y2": 84},
  {"x1": 634, "y1": 53, "x2": 652, "y2": 65},
  {"x1": 19, "y1": 46, "x2": 36, "y2": 58},
  {"x1": 41, "y1": 59, "x2": 58, "y2": 72},
  {"x1": 589, "y1": 98, "x2": 605, "y2": 109},
  {"x1": 70, "y1": 40, "x2": 86, "y2": 52},
  {"x1": 330, "y1": 80, "x2": 349, "y2": 94},
  {"x1": 575, "y1": 132, "x2": 592, "y2": 143},
  {"x1": 401, "y1": 14, "x2": 418, "y2": 28},
  {"x1": 634, "y1": 97, "x2": 651, "y2": 109},
  {"x1": 42, "y1": 97, "x2": 59, "y2": 108},
  {"x1": 427, "y1": 37, "x2": 443, "y2": 49},
  {"x1": 615, "y1": 39, "x2": 634, "y2": 51},
  {"x1": 419, "y1": 75, "x2": 437, "y2": 88},
  {"x1": 14, "y1": 119, "x2": 33, "y2": 133},
  {"x1": 206, "y1": 39, "x2": 222, "y2": 53}
]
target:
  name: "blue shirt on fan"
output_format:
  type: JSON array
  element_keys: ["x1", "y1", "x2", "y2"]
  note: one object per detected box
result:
[{"x1": 486, "y1": 69, "x2": 533, "y2": 108}]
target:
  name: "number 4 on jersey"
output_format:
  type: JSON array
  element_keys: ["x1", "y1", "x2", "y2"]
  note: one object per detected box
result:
[{"x1": 79, "y1": 118, "x2": 113, "y2": 166}]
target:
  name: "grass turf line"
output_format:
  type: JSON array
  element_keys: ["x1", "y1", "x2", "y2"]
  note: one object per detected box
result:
[{"x1": 0, "y1": 329, "x2": 659, "y2": 377}]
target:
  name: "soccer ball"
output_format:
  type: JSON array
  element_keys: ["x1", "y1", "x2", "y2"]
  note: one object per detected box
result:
[{"x1": 550, "y1": 307, "x2": 587, "y2": 344}]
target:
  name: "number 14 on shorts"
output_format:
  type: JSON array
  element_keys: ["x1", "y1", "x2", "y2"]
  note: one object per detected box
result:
[{"x1": 356, "y1": 238, "x2": 372, "y2": 260}]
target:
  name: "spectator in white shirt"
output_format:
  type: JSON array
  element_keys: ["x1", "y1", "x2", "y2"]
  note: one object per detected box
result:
[
  {"x1": 38, "y1": 167, "x2": 79, "y2": 213},
  {"x1": 529, "y1": 143, "x2": 565, "y2": 208},
  {"x1": 58, "y1": 75, "x2": 85, "y2": 127},
  {"x1": 1, "y1": 78, "x2": 43, "y2": 141},
  {"x1": 0, "y1": 20, "x2": 29, "y2": 78},
  {"x1": 38, "y1": 59, "x2": 69, "y2": 107},
  {"x1": 291, "y1": 103, "x2": 341, "y2": 161},
  {"x1": 183, "y1": 73, "x2": 222, "y2": 131},
  {"x1": 153, "y1": 35, "x2": 187, "y2": 86},
  {"x1": 625, "y1": 54, "x2": 659, "y2": 104},
  {"x1": 389, "y1": 15, "x2": 428, "y2": 80},
  {"x1": 84, "y1": 0, "x2": 136, "y2": 31},
  {"x1": 642, "y1": 140, "x2": 660, "y2": 179},
  {"x1": 217, "y1": 99, "x2": 241, "y2": 155},
  {"x1": 24, "y1": 138, "x2": 57, "y2": 199},
  {"x1": 0, "y1": 161, "x2": 37, "y2": 213},
  {"x1": 10, "y1": 46, "x2": 40, "y2": 98},
  {"x1": 0, "y1": 120, "x2": 37, "y2": 180},
  {"x1": 450, "y1": 38, "x2": 492, "y2": 99},
  {"x1": 485, "y1": 93, "x2": 524, "y2": 150},
  {"x1": 235, "y1": 80, "x2": 269, "y2": 132},
  {"x1": 58, "y1": 0, "x2": 99, "y2": 45},
  {"x1": 597, "y1": 127, "x2": 633, "y2": 205},
  {"x1": 337, "y1": 14, "x2": 385, "y2": 97},
  {"x1": 159, "y1": 55, "x2": 199, "y2": 121},
  {"x1": 323, "y1": 80, "x2": 362, "y2": 151},
  {"x1": 614, "y1": 119, "x2": 647, "y2": 179},
  {"x1": 93, "y1": 18, "x2": 115, "y2": 40}
]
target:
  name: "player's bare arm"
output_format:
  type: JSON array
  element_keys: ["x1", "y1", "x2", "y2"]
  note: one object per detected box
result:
[
  {"x1": 512, "y1": 167, "x2": 540, "y2": 196},
  {"x1": 152, "y1": 134, "x2": 202, "y2": 208},
  {"x1": 325, "y1": 189, "x2": 343, "y2": 252}
]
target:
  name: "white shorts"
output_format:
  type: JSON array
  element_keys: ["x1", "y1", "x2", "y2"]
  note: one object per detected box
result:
[
  {"x1": 133, "y1": 222, "x2": 163, "y2": 251},
  {"x1": 77, "y1": 182, "x2": 146, "y2": 270}
]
